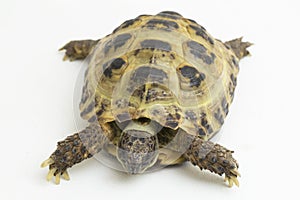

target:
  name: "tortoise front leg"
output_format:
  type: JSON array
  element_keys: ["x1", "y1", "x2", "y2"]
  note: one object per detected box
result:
[
  {"x1": 41, "y1": 123, "x2": 108, "y2": 184},
  {"x1": 184, "y1": 136, "x2": 240, "y2": 187},
  {"x1": 59, "y1": 39, "x2": 100, "y2": 61}
]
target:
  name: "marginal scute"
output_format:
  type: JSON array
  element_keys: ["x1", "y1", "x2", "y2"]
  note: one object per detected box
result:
[
  {"x1": 145, "y1": 19, "x2": 179, "y2": 30},
  {"x1": 80, "y1": 101, "x2": 95, "y2": 117},
  {"x1": 157, "y1": 11, "x2": 183, "y2": 17},
  {"x1": 221, "y1": 98, "x2": 229, "y2": 116},
  {"x1": 189, "y1": 24, "x2": 214, "y2": 45},
  {"x1": 214, "y1": 108, "x2": 225, "y2": 126},
  {"x1": 230, "y1": 74, "x2": 237, "y2": 87},
  {"x1": 88, "y1": 115, "x2": 97, "y2": 123},
  {"x1": 113, "y1": 18, "x2": 141, "y2": 33},
  {"x1": 186, "y1": 18, "x2": 197, "y2": 24}
]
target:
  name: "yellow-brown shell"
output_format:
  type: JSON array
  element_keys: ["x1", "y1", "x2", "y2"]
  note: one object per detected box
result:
[{"x1": 79, "y1": 11, "x2": 240, "y2": 140}]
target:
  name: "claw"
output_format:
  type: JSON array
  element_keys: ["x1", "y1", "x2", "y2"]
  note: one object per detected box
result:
[
  {"x1": 55, "y1": 174, "x2": 61, "y2": 185},
  {"x1": 231, "y1": 177, "x2": 240, "y2": 187},
  {"x1": 62, "y1": 171, "x2": 70, "y2": 181},
  {"x1": 59, "y1": 45, "x2": 72, "y2": 61},
  {"x1": 228, "y1": 179, "x2": 233, "y2": 187},
  {"x1": 41, "y1": 158, "x2": 54, "y2": 168},
  {"x1": 225, "y1": 176, "x2": 240, "y2": 187},
  {"x1": 231, "y1": 169, "x2": 241, "y2": 177},
  {"x1": 59, "y1": 46, "x2": 65, "y2": 51},
  {"x1": 224, "y1": 176, "x2": 228, "y2": 182},
  {"x1": 63, "y1": 55, "x2": 69, "y2": 61},
  {"x1": 46, "y1": 168, "x2": 56, "y2": 181}
]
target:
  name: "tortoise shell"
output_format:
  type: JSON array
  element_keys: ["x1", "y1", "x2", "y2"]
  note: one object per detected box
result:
[{"x1": 79, "y1": 11, "x2": 239, "y2": 141}]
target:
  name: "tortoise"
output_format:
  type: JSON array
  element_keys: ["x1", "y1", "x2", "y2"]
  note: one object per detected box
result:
[{"x1": 41, "y1": 11, "x2": 251, "y2": 187}]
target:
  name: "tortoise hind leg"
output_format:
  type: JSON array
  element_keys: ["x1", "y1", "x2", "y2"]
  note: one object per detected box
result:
[
  {"x1": 184, "y1": 136, "x2": 240, "y2": 187},
  {"x1": 41, "y1": 123, "x2": 108, "y2": 184},
  {"x1": 59, "y1": 39, "x2": 100, "y2": 61},
  {"x1": 225, "y1": 37, "x2": 252, "y2": 60}
]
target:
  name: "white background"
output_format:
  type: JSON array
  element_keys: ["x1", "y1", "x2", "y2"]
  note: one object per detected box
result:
[{"x1": 1, "y1": 0, "x2": 300, "y2": 199}]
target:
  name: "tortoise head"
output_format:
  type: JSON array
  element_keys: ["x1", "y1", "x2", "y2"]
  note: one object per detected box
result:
[{"x1": 116, "y1": 119, "x2": 160, "y2": 174}]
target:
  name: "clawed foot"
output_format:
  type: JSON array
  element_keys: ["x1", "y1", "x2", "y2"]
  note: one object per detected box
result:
[
  {"x1": 214, "y1": 152, "x2": 241, "y2": 187},
  {"x1": 224, "y1": 169, "x2": 241, "y2": 187},
  {"x1": 184, "y1": 138, "x2": 241, "y2": 188},
  {"x1": 41, "y1": 158, "x2": 70, "y2": 184},
  {"x1": 207, "y1": 146, "x2": 241, "y2": 188},
  {"x1": 59, "y1": 39, "x2": 98, "y2": 61}
]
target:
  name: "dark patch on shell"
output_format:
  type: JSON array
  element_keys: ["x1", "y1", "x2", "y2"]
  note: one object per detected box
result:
[
  {"x1": 137, "y1": 14, "x2": 151, "y2": 18},
  {"x1": 198, "y1": 128, "x2": 206, "y2": 136},
  {"x1": 185, "y1": 110, "x2": 197, "y2": 120},
  {"x1": 214, "y1": 108, "x2": 224, "y2": 125},
  {"x1": 80, "y1": 101, "x2": 95, "y2": 117},
  {"x1": 113, "y1": 18, "x2": 140, "y2": 33},
  {"x1": 115, "y1": 99, "x2": 130, "y2": 109},
  {"x1": 104, "y1": 33, "x2": 132, "y2": 54},
  {"x1": 170, "y1": 53, "x2": 175, "y2": 60},
  {"x1": 81, "y1": 81, "x2": 89, "y2": 104},
  {"x1": 201, "y1": 117, "x2": 208, "y2": 127},
  {"x1": 229, "y1": 82, "x2": 235, "y2": 101},
  {"x1": 156, "y1": 12, "x2": 181, "y2": 20},
  {"x1": 144, "y1": 85, "x2": 173, "y2": 103},
  {"x1": 133, "y1": 49, "x2": 141, "y2": 56},
  {"x1": 221, "y1": 98, "x2": 229, "y2": 116},
  {"x1": 103, "y1": 58, "x2": 126, "y2": 78},
  {"x1": 94, "y1": 98, "x2": 110, "y2": 118},
  {"x1": 206, "y1": 124, "x2": 214, "y2": 134},
  {"x1": 165, "y1": 121, "x2": 179, "y2": 129},
  {"x1": 145, "y1": 19, "x2": 179, "y2": 31},
  {"x1": 157, "y1": 11, "x2": 182, "y2": 17},
  {"x1": 96, "y1": 108, "x2": 104, "y2": 117},
  {"x1": 186, "y1": 18, "x2": 197, "y2": 24},
  {"x1": 189, "y1": 24, "x2": 214, "y2": 45},
  {"x1": 81, "y1": 94, "x2": 88, "y2": 107},
  {"x1": 131, "y1": 85, "x2": 146, "y2": 101},
  {"x1": 131, "y1": 66, "x2": 168, "y2": 84},
  {"x1": 145, "y1": 88, "x2": 158, "y2": 102},
  {"x1": 232, "y1": 56, "x2": 239, "y2": 68},
  {"x1": 230, "y1": 74, "x2": 237, "y2": 87},
  {"x1": 200, "y1": 114, "x2": 214, "y2": 134},
  {"x1": 141, "y1": 39, "x2": 172, "y2": 51},
  {"x1": 88, "y1": 115, "x2": 97, "y2": 123},
  {"x1": 165, "y1": 114, "x2": 179, "y2": 129},
  {"x1": 186, "y1": 40, "x2": 216, "y2": 65},
  {"x1": 180, "y1": 65, "x2": 206, "y2": 87}
]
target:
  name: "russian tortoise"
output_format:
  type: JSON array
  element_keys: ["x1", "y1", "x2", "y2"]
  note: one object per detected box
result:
[{"x1": 41, "y1": 11, "x2": 251, "y2": 187}]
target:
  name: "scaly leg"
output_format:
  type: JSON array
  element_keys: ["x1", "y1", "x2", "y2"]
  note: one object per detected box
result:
[
  {"x1": 41, "y1": 123, "x2": 108, "y2": 184},
  {"x1": 184, "y1": 136, "x2": 240, "y2": 187},
  {"x1": 59, "y1": 39, "x2": 100, "y2": 61}
]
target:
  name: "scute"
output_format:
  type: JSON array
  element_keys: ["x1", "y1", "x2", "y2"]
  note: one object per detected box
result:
[{"x1": 80, "y1": 11, "x2": 240, "y2": 140}]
